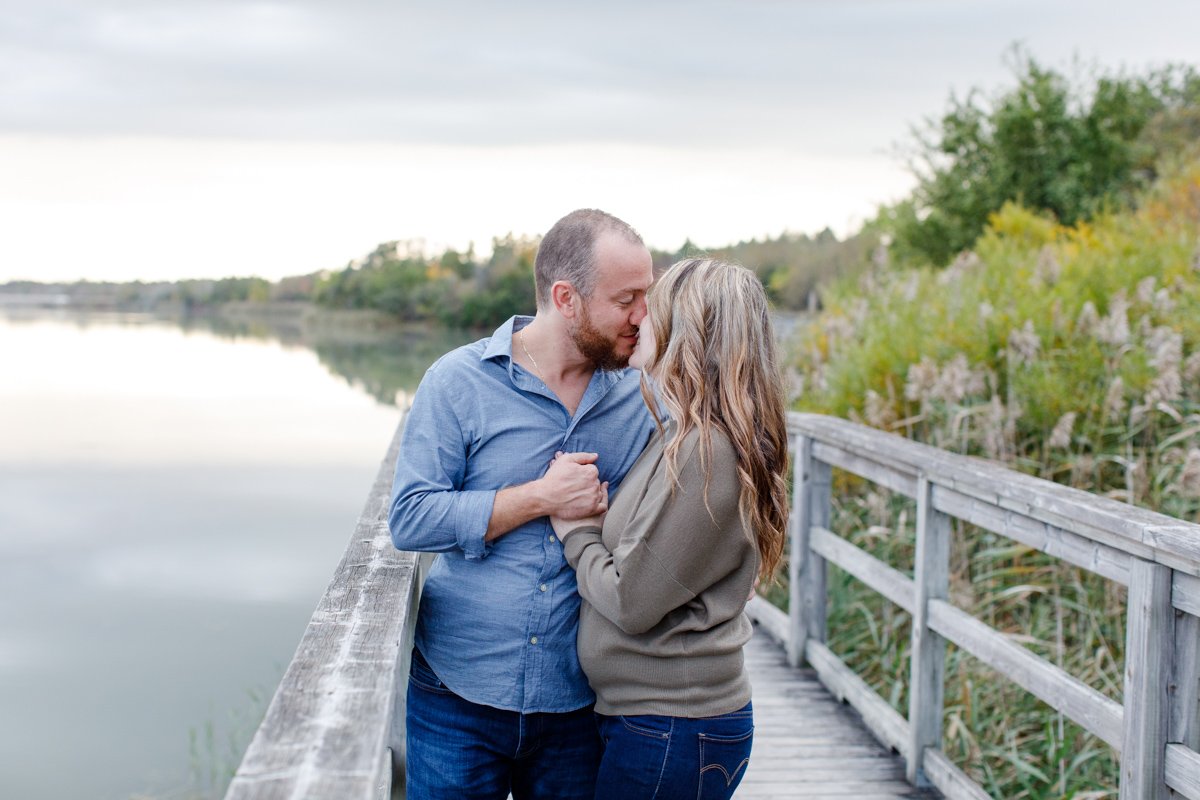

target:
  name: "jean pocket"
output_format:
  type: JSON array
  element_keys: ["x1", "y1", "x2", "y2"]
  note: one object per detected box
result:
[
  {"x1": 618, "y1": 714, "x2": 673, "y2": 740},
  {"x1": 697, "y1": 727, "x2": 753, "y2": 799},
  {"x1": 408, "y1": 648, "x2": 453, "y2": 695}
]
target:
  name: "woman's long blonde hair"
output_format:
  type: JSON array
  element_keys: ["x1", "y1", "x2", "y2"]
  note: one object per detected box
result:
[{"x1": 639, "y1": 258, "x2": 789, "y2": 583}]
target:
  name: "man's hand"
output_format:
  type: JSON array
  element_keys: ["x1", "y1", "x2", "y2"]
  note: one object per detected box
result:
[
  {"x1": 484, "y1": 452, "x2": 607, "y2": 542},
  {"x1": 540, "y1": 452, "x2": 608, "y2": 520}
]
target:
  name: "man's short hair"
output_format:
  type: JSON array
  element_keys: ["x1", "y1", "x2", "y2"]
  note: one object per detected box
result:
[{"x1": 534, "y1": 209, "x2": 644, "y2": 310}]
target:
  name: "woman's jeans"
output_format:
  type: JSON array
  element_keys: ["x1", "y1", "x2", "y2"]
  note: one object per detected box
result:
[{"x1": 594, "y1": 702, "x2": 754, "y2": 800}]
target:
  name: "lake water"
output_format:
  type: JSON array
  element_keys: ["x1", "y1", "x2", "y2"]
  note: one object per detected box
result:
[{"x1": 0, "y1": 310, "x2": 475, "y2": 800}]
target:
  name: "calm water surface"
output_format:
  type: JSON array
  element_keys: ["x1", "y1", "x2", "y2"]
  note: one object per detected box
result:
[{"x1": 0, "y1": 310, "x2": 474, "y2": 800}]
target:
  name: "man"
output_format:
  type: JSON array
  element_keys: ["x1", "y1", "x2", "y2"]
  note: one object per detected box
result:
[{"x1": 389, "y1": 209, "x2": 656, "y2": 799}]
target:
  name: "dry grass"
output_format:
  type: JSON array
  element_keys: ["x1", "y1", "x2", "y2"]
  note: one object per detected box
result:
[{"x1": 778, "y1": 159, "x2": 1200, "y2": 798}]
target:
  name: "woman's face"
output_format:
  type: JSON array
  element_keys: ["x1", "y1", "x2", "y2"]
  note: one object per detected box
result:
[{"x1": 627, "y1": 306, "x2": 657, "y2": 371}]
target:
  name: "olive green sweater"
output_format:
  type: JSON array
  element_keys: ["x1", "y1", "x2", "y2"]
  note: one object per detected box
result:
[{"x1": 561, "y1": 423, "x2": 758, "y2": 717}]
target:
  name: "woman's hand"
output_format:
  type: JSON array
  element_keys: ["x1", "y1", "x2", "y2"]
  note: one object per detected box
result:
[{"x1": 549, "y1": 508, "x2": 606, "y2": 541}]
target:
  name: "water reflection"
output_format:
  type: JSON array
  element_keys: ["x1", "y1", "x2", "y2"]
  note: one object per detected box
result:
[
  {"x1": 188, "y1": 309, "x2": 476, "y2": 406},
  {"x1": 0, "y1": 308, "x2": 477, "y2": 800}
]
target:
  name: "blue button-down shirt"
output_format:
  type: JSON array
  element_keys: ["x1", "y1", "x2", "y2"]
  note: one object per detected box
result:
[{"x1": 389, "y1": 315, "x2": 654, "y2": 713}]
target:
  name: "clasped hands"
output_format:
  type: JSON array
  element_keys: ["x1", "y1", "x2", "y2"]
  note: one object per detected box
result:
[{"x1": 543, "y1": 451, "x2": 608, "y2": 541}]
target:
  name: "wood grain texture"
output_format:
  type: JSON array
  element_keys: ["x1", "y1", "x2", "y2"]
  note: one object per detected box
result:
[
  {"x1": 791, "y1": 436, "x2": 831, "y2": 667},
  {"x1": 932, "y1": 484, "x2": 1132, "y2": 585},
  {"x1": 788, "y1": 413, "x2": 1200, "y2": 574},
  {"x1": 805, "y1": 639, "x2": 911, "y2": 760},
  {"x1": 1120, "y1": 560, "x2": 1173, "y2": 799},
  {"x1": 921, "y1": 749, "x2": 992, "y2": 800},
  {"x1": 1171, "y1": 610, "x2": 1200, "y2": 752},
  {"x1": 908, "y1": 476, "x2": 949, "y2": 786},
  {"x1": 926, "y1": 598, "x2": 1124, "y2": 749},
  {"x1": 739, "y1": 629, "x2": 937, "y2": 799},
  {"x1": 1166, "y1": 743, "x2": 1200, "y2": 800},
  {"x1": 226, "y1": 417, "x2": 422, "y2": 800},
  {"x1": 1175, "y1": 573, "x2": 1200, "y2": 618},
  {"x1": 810, "y1": 526, "x2": 915, "y2": 614}
]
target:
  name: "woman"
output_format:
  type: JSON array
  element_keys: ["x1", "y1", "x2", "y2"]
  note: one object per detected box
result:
[{"x1": 549, "y1": 257, "x2": 790, "y2": 800}]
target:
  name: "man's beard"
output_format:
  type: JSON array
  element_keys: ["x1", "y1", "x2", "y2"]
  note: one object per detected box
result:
[{"x1": 572, "y1": 304, "x2": 633, "y2": 371}]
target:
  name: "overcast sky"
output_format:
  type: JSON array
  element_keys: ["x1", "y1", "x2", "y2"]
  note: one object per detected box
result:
[{"x1": 2, "y1": 0, "x2": 1198, "y2": 282}]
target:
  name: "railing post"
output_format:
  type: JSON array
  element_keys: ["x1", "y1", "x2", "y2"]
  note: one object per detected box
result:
[
  {"x1": 1171, "y1": 606, "x2": 1200, "y2": 743},
  {"x1": 790, "y1": 434, "x2": 830, "y2": 667},
  {"x1": 390, "y1": 552, "x2": 432, "y2": 797},
  {"x1": 1170, "y1": 602, "x2": 1200, "y2": 800},
  {"x1": 907, "y1": 474, "x2": 949, "y2": 785},
  {"x1": 1121, "y1": 559, "x2": 1173, "y2": 800}
]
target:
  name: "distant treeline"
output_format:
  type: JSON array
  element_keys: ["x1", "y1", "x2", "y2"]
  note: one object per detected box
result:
[
  {"x1": 0, "y1": 274, "x2": 315, "y2": 312},
  {"x1": 307, "y1": 226, "x2": 874, "y2": 329},
  {"x1": 7, "y1": 48, "x2": 1196, "y2": 338}
]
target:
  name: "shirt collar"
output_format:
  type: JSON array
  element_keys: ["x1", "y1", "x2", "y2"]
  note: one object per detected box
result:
[
  {"x1": 480, "y1": 313, "x2": 628, "y2": 390},
  {"x1": 480, "y1": 315, "x2": 530, "y2": 363}
]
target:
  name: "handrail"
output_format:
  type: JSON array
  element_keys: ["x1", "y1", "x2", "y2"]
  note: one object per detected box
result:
[
  {"x1": 224, "y1": 414, "x2": 426, "y2": 800},
  {"x1": 745, "y1": 411, "x2": 1200, "y2": 800},
  {"x1": 227, "y1": 409, "x2": 1200, "y2": 799}
]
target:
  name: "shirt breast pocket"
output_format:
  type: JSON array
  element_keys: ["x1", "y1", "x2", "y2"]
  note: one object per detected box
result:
[{"x1": 567, "y1": 434, "x2": 634, "y2": 486}]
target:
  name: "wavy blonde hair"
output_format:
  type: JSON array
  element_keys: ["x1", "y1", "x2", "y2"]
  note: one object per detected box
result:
[{"x1": 639, "y1": 258, "x2": 789, "y2": 583}]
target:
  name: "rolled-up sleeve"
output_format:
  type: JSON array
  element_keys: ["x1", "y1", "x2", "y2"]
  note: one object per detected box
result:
[{"x1": 388, "y1": 365, "x2": 495, "y2": 560}]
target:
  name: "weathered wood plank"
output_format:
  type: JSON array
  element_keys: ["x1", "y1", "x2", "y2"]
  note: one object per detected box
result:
[
  {"x1": 791, "y1": 436, "x2": 831, "y2": 666},
  {"x1": 226, "y1": 417, "x2": 420, "y2": 800},
  {"x1": 933, "y1": 484, "x2": 1132, "y2": 585},
  {"x1": 747, "y1": 594, "x2": 790, "y2": 647},
  {"x1": 1172, "y1": 610, "x2": 1200, "y2": 753},
  {"x1": 1120, "y1": 560, "x2": 1173, "y2": 800},
  {"x1": 1165, "y1": 743, "x2": 1200, "y2": 800},
  {"x1": 810, "y1": 526, "x2": 915, "y2": 614},
  {"x1": 921, "y1": 749, "x2": 990, "y2": 800},
  {"x1": 805, "y1": 639, "x2": 911, "y2": 760},
  {"x1": 788, "y1": 412, "x2": 1200, "y2": 574},
  {"x1": 927, "y1": 598, "x2": 1124, "y2": 750},
  {"x1": 908, "y1": 476, "x2": 949, "y2": 786},
  {"x1": 741, "y1": 630, "x2": 935, "y2": 799},
  {"x1": 1175, "y1": 573, "x2": 1200, "y2": 618},
  {"x1": 811, "y1": 440, "x2": 919, "y2": 498}
]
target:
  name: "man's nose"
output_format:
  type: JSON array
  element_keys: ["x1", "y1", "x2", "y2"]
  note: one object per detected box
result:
[{"x1": 630, "y1": 296, "x2": 647, "y2": 326}]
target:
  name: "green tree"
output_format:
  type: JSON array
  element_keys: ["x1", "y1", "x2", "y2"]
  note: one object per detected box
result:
[{"x1": 889, "y1": 50, "x2": 1199, "y2": 266}]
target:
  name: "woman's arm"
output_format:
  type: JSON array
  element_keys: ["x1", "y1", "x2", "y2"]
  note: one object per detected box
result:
[{"x1": 559, "y1": 433, "x2": 751, "y2": 634}]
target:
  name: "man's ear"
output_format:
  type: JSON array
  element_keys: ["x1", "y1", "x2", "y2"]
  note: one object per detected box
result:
[{"x1": 551, "y1": 281, "x2": 579, "y2": 319}]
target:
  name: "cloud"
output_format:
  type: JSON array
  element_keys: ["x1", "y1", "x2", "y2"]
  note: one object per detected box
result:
[{"x1": 12, "y1": 0, "x2": 1196, "y2": 153}]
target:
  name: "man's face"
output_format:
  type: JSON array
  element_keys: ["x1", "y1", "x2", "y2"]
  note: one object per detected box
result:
[{"x1": 569, "y1": 232, "x2": 653, "y2": 370}]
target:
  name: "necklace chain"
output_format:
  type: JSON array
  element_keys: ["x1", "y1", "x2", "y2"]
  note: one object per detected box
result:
[{"x1": 519, "y1": 330, "x2": 544, "y2": 382}]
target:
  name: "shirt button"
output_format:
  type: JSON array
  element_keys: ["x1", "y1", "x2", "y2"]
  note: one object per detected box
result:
[
  {"x1": 548, "y1": 535, "x2": 557, "y2": 542},
  {"x1": 539, "y1": 584, "x2": 548, "y2": 592},
  {"x1": 530, "y1": 636, "x2": 539, "y2": 645}
]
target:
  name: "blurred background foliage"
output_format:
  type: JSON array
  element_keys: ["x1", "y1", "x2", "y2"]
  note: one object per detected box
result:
[{"x1": 778, "y1": 50, "x2": 1200, "y2": 800}]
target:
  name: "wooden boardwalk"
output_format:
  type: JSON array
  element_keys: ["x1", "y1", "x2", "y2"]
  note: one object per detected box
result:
[
  {"x1": 227, "y1": 412, "x2": 1200, "y2": 800},
  {"x1": 742, "y1": 627, "x2": 936, "y2": 799}
]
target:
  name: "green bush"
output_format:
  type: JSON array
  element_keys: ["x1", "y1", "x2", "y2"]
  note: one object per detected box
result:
[{"x1": 786, "y1": 159, "x2": 1200, "y2": 798}]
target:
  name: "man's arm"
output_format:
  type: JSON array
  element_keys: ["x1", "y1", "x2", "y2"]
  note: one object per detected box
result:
[
  {"x1": 486, "y1": 453, "x2": 609, "y2": 541},
  {"x1": 389, "y1": 366, "x2": 606, "y2": 557}
]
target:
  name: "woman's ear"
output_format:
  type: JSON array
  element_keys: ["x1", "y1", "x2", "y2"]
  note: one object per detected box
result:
[{"x1": 551, "y1": 281, "x2": 578, "y2": 319}]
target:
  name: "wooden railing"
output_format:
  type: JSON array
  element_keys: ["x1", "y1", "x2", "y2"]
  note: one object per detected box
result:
[
  {"x1": 745, "y1": 413, "x2": 1200, "y2": 800},
  {"x1": 225, "y1": 418, "x2": 426, "y2": 800},
  {"x1": 227, "y1": 410, "x2": 1200, "y2": 799}
]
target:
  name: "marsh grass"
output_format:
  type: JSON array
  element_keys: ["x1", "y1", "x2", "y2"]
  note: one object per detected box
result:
[
  {"x1": 779, "y1": 158, "x2": 1200, "y2": 797},
  {"x1": 815, "y1": 487, "x2": 1125, "y2": 797}
]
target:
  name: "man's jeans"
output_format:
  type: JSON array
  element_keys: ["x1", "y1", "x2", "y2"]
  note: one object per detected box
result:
[
  {"x1": 593, "y1": 702, "x2": 754, "y2": 800},
  {"x1": 405, "y1": 648, "x2": 601, "y2": 800}
]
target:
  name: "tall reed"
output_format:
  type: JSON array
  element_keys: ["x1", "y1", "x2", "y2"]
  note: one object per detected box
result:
[{"x1": 781, "y1": 159, "x2": 1200, "y2": 798}]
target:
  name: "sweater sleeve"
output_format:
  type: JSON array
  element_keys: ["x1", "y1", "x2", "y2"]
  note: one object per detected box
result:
[{"x1": 561, "y1": 432, "x2": 750, "y2": 635}]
